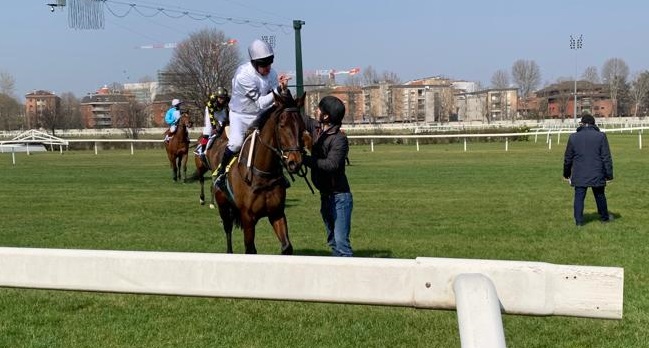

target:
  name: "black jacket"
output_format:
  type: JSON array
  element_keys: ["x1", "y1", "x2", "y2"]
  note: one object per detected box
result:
[
  {"x1": 563, "y1": 125, "x2": 613, "y2": 187},
  {"x1": 302, "y1": 115, "x2": 350, "y2": 195}
]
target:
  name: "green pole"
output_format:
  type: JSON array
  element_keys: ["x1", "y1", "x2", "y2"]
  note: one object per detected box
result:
[{"x1": 293, "y1": 20, "x2": 305, "y2": 98}]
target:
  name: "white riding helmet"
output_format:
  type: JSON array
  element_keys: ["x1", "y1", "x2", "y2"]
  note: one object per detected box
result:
[
  {"x1": 171, "y1": 99, "x2": 182, "y2": 107},
  {"x1": 248, "y1": 39, "x2": 274, "y2": 61}
]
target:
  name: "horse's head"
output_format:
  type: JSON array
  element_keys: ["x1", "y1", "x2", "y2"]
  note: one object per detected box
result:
[
  {"x1": 272, "y1": 91, "x2": 307, "y2": 174},
  {"x1": 179, "y1": 113, "x2": 193, "y2": 129}
]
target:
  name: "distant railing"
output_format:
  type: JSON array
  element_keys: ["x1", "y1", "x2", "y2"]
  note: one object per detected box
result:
[{"x1": 2, "y1": 127, "x2": 645, "y2": 165}]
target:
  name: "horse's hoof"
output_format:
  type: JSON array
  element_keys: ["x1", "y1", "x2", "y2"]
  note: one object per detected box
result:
[
  {"x1": 209, "y1": 204, "x2": 215, "y2": 209},
  {"x1": 281, "y1": 244, "x2": 294, "y2": 255},
  {"x1": 200, "y1": 199, "x2": 205, "y2": 205}
]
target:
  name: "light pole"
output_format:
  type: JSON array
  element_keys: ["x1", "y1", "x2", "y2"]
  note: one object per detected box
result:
[{"x1": 570, "y1": 34, "x2": 583, "y2": 122}]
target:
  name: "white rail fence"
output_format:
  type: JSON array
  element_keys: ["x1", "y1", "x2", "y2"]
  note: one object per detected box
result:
[
  {"x1": 0, "y1": 247, "x2": 623, "y2": 348},
  {"x1": 1, "y1": 127, "x2": 645, "y2": 166}
]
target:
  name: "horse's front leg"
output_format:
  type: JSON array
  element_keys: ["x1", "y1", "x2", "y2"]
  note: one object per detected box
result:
[
  {"x1": 269, "y1": 214, "x2": 293, "y2": 255},
  {"x1": 216, "y1": 203, "x2": 234, "y2": 253},
  {"x1": 181, "y1": 153, "x2": 188, "y2": 181},
  {"x1": 171, "y1": 157, "x2": 178, "y2": 182},
  {"x1": 241, "y1": 217, "x2": 258, "y2": 254}
]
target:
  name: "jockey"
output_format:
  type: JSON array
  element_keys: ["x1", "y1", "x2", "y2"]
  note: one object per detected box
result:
[
  {"x1": 213, "y1": 39, "x2": 289, "y2": 185},
  {"x1": 164, "y1": 99, "x2": 183, "y2": 142},
  {"x1": 195, "y1": 87, "x2": 230, "y2": 156}
]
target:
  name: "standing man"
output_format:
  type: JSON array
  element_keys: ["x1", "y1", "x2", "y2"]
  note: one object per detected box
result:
[
  {"x1": 563, "y1": 114, "x2": 614, "y2": 226},
  {"x1": 302, "y1": 96, "x2": 353, "y2": 256},
  {"x1": 213, "y1": 39, "x2": 289, "y2": 185}
]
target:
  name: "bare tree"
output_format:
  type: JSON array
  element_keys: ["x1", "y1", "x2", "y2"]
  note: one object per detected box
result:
[
  {"x1": 381, "y1": 71, "x2": 401, "y2": 84},
  {"x1": 39, "y1": 107, "x2": 62, "y2": 136},
  {"x1": 582, "y1": 66, "x2": 600, "y2": 84},
  {"x1": 0, "y1": 71, "x2": 16, "y2": 97},
  {"x1": 0, "y1": 93, "x2": 23, "y2": 130},
  {"x1": 491, "y1": 69, "x2": 510, "y2": 89},
  {"x1": 165, "y1": 28, "x2": 241, "y2": 119},
  {"x1": 602, "y1": 58, "x2": 630, "y2": 117},
  {"x1": 344, "y1": 74, "x2": 361, "y2": 87},
  {"x1": 511, "y1": 59, "x2": 541, "y2": 97},
  {"x1": 304, "y1": 74, "x2": 327, "y2": 91},
  {"x1": 630, "y1": 71, "x2": 649, "y2": 117},
  {"x1": 556, "y1": 92, "x2": 570, "y2": 122},
  {"x1": 538, "y1": 98, "x2": 549, "y2": 120},
  {"x1": 107, "y1": 82, "x2": 124, "y2": 93},
  {"x1": 362, "y1": 65, "x2": 379, "y2": 85},
  {"x1": 115, "y1": 98, "x2": 148, "y2": 139},
  {"x1": 59, "y1": 92, "x2": 83, "y2": 129}
]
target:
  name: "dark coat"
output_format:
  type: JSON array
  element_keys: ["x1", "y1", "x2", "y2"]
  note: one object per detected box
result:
[
  {"x1": 301, "y1": 115, "x2": 350, "y2": 195},
  {"x1": 563, "y1": 125, "x2": 613, "y2": 187}
]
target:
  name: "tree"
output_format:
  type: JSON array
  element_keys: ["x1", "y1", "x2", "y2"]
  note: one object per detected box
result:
[
  {"x1": 630, "y1": 71, "x2": 649, "y2": 117},
  {"x1": 511, "y1": 59, "x2": 541, "y2": 97},
  {"x1": 39, "y1": 107, "x2": 61, "y2": 136},
  {"x1": 491, "y1": 69, "x2": 510, "y2": 89},
  {"x1": 381, "y1": 71, "x2": 401, "y2": 84},
  {"x1": 164, "y1": 28, "x2": 241, "y2": 119},
  {"x1": 0, "y1": 93, "x2": 23, "y2": 130},
  {"x1": 59, "y1": 92, "x2": 83, "y2": 129},
  {"x1": 361, "y1": 66, "x2": 379, "y2": 85},
  {"x1": 582, "y1": 66, "x2": 600, "y2": 84},
  {"x1": 601, "y1": 58, "x2": 630, "y2": 117},
  {"x1": 115, "y1": 98, "x2": 148, "y2": 139},
  {"x1": 538, "y1": 98, "x2": 549, "y2": 120},
  {"x1": 0, "y1": 71, "x2": 16, "y2": 97}
]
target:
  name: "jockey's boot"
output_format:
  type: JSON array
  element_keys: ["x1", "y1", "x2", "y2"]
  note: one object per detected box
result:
[
  {"x1": 214, "y1": 148, "x2": 235, "y2": 187},
  {"x1": 194, "y1": 144, "x2": 203, "y2": 156}
]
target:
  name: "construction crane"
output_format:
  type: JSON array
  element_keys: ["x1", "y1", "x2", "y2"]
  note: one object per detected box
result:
[{"x1": 136, "y1": 39, "x2": 237, "y2": 49}]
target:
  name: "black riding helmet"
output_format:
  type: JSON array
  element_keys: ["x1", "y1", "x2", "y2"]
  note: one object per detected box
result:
[{"x1": 318, "y1": 96, "x2": 346, "y2": 125}]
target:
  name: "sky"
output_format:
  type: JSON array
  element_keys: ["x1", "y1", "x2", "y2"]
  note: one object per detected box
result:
[{"x1": 2, "y1": 0, "x2": 648, "y2": 101}]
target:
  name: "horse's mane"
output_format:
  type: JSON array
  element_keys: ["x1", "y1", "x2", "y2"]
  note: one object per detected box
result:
[{"x1": 251, "y1": 92, "x2": 297, "y2": 131}]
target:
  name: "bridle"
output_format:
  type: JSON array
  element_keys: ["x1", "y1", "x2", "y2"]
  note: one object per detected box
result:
[{"x1": 258, "y1": 106, "x2": 303, "y2": 164}]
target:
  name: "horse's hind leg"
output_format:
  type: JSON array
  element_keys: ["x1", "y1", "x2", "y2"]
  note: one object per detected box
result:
[
  {"x1": 269, "y1": 214, "x2": 293, "y2": 255},
  {"x1": 209, "y1": 183, "x2": 216, "y2": 209},
  {"x1": 199, "y1": 175, "x2": 205, "y2": 205}
]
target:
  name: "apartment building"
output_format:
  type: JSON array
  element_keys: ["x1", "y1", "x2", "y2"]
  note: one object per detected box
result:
[{"x1": 24, "y1": 90, "x2": 61, "y2": 129}]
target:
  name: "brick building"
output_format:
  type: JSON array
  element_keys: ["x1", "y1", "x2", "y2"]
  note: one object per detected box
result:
[{"x1": 24, "y1": 90, "x2": 61, "y2": 129}]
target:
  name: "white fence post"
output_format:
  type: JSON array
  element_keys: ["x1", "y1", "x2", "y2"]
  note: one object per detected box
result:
[
  {"x1": 94, "y1": 142, "x2": 98, "y2": 155},
  {"x1": 639, "y1": 133, "x2": 643, "y2": 150},
  {"x1": 130, "y1": 142, "x2": 134, "y2": 155},
  {"x1": 371, "y1": 139, "x2": 374, "y2": 152},
  {"x1": 416, "y1": 139, "x2": 420, "y2": 152},
  {"x1": 464, "y1": 138, "x2": 467, "y2": 152},
  {"x1": 505, "y1": 138, "x2": 509, "y2": 152}
]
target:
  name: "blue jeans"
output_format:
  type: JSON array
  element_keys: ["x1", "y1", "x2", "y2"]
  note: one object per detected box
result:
[
  {"x1": 574, "y1": 186, "x2": 609, "y2": 225},
  {"x1": 320, "y1": 192, "x2": 353, "y2": 257}
]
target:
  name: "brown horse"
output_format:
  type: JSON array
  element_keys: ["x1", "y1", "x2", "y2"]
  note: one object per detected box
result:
[
  {"x1": 164, "y1": 113, "x2": 192, "y2": 182},
  {"x1": 213, "y1": 92, "x2": 307, "y2": 255},
  {"x1": 187, "y1": 131, "x2": 228, "y2": 208}
]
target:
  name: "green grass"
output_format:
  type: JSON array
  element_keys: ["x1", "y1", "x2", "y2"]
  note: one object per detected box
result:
[{"x1": 0, "y1": 134, "x2": 647, "y2": 347}]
